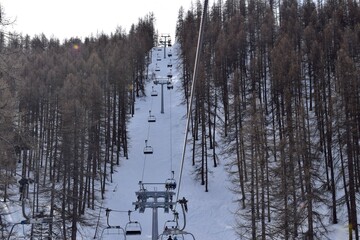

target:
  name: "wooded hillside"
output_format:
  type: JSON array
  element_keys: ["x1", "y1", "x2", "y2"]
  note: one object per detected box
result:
[
  {"x1": 176, "y1": 0, "x2": 360, "y2": 239},
  {"x1": 0, "y1": 12, "x2": 155, "y2": 239}
]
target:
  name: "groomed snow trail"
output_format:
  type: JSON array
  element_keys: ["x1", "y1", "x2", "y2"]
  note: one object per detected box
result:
[{"x1": 97, "y1": 43, "x2": 237, "y2": 240}]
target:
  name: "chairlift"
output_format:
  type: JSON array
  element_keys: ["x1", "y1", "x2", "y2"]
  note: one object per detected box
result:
[
  {"x1": 100, "y1": 226, "x2": 126, "y2": 240},
  {"x1": 143, "y1": 140, "x2": 153, "y2": 154},
  {"x1": 125, "y1": 211, "x2": 142, "y2": 236},
  {"x1": 159, "y1": 228, "x2": 195, "y2": 240},
  {"x1": 168, "y1": 50, "x2": 172, "y2": 57},
  {"x1": 167, "y1": 81, "x2": 174, "y2": 90},
  {"x1": 158, "y1": 47, "x2": 162, "y2": 51},
  {"x1": 167, "y1": 69, "x2": 173, "y2": 78},
  {"x1": 155, "y1": 64, "x2": 160, "y2": 72},
  {"x1": 168, "y1": 40, "x2": 172, "y2": 47},
  {"x1": 157, "y1": 54, "x2": 161, "y2": 61},
  {"x1": 164, "y1": 219, "x2": 178, "y2": 231},
  {"x1": 165, "y1": 171, "x2": 176, "y2": 190},
  {"x1": 125, "y1": 222, "x2": 142, "y2": 235},
  {"x1": 151, "y1": 86, "x2": 158, "y2": 96},
  {"x1": 100, "y1": 208, "x2": 126, "y2": 240},
  {"x1": 148, "y1": 110, "x2": 156, "y2": 123},
  {"x1": 167, "y1": 62, "x2": 173, "y2": 68}
]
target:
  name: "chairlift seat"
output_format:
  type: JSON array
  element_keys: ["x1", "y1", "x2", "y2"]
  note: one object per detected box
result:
[
  {"x1": 165, "y1": 179, "x2": 177, "y2": 190},
  {"x1": 168, "y1": 53, "x2": 172, "y2": 57},
  {"x1": 100, "y1": 226, "x2": 126, "y2": 239},
  {"x1": 167, "y1": 83, "x2": 173, "y2": 90},
  {"x1": 151, "y1": 86, "x2": 158, "y2": 96},
  {"x1": 125, "y1": 221, "x2": 142, "y2": 235},
  {"x1": 144, "y1": 146, "x2": 153, "y2": 154},
  {"x1": 167, "y1": 70, "x2": 173, "y2": 78},
  {"x1": 148, "y1": 115, "x2": 156, "y2": 122},
  {"x1": 167, "y1": 64, "x2": 172, "y2": 68},
  {"x1": 126, "y1": 229, "x2": 142, "y2": 235}
]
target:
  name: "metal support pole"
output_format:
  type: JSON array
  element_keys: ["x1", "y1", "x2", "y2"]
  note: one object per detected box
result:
[
  {"x1": 161, "y1": 34, "x2": 170, "y2": 59},
  {"x1": 152, "y1": 198, "x2": 158, "y2": 240},
  {"x1": 164, "y1": 40, "x2": 166, "y2": 59},
  {"x1": 161, "y1": 83, "x2": 164, "y2": 114},
  {"x1": 133, "y1": 186, "x2": 176, "y2": 240},
  {"x1": 153, "y1": 78, "x2": 169, "y2": 114}
]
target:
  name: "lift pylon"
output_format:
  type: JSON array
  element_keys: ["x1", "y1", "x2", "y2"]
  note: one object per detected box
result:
[
  {"x1": 153, "y1": 78, "x2": 172, "y2": 113},
  {"x1": 133, "y1": 182, "x2": 176, "y2": 240}
]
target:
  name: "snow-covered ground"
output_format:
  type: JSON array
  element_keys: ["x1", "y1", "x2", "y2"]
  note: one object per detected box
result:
[
  {"x1": 94, "y1": 43, "x2": 237, "y2": 240},
  {"x1": 1, "y1": 42, "x2": 350, "y2": 240}
]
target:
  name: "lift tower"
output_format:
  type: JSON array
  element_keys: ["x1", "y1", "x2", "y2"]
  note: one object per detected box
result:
[
  {"x1": 159, "y1": 34, "x2": 171, "y2": 59},
  {"x1": 153, "y1": 78, "x2": 172, "y2": 114},
  {"x1": 133, "y1": 182, "x2": 176, "y2": 240}
]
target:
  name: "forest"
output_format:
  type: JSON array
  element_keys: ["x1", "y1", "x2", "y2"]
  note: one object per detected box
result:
[
  {"x1": 176, "y1": 0, "x2": 360, "y2": 239},
  {"x1": 0, "y1": 9, "x2": 155, "y2": 239},
  {"x1": 0, "y1": 0, "x2": 360, "y2": 239}
]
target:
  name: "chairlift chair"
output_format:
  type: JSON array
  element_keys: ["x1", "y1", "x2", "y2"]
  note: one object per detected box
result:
[
  {"x1": 165, "y1": 178, "x2": 176, "y2": 190},
  {"x1": 168, "y1": 40, "x2": 172, "y2": 47},
  {"x1": 168, "y1": 50, "x2": 172, "y2": 57},
  {"x1": 157, "y1": 54, "x2": 161, "y2": 61},
  {"x1": 148, "y1": 110, "x2": 156, "y2": 122},
  {"x1": 155, "y1": 64, "x2": 160, "y2": 72},
  {"x1": 143, "y1": 140, "x2": 153, "y2": 154},
  {"x1": 159, "y1": 228, "x2": 195, "y2": 240},
  {"x1": 100, "y1": 226, "x2": 126, "y2": 240},
  {"x1": 165, "y1": 171, "x2": 176, "y2": 190},
  {"x1": 163, "y1": 220, "x2": 178, "y2": 236},
  {"x1": 167, "y1": 82, "x2": 174, "y2": 90},
  {"x1": 125, "y1": 221, "x2": 142, "y2": 235},
  {"x1": 151, "y1": 86, "x2": 158, "y2": 96},
  {"x1": 167, "y1": 69, "x2": 173, "y2": 78},
  {"x1": 167, "y1": 63, "x2": 173, "y2": 68},
  {"x1": 125, "y1": 211, "x2": 142, "y2": 236},
  {"x1": 100, "y1": 208, "x2": 126, "y2": 240}
]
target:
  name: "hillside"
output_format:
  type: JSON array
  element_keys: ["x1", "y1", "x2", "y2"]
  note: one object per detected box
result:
[{"x1": 93, "y1": 43, "x2": 237, "y2": 240}]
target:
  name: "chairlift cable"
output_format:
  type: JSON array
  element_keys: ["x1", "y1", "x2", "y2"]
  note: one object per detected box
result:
[
  {"x1": 176, "y1": 0, "x2": 209, "y2": 207},
  {"x1": 141, "y1": 122, "x2": 151, "y2": 182},
  {"x1": 141, "y1": 83, "x2": 156, "y2": 182},
  {"x1": 141, "y1": 152, "x2": 148, "y2": 182},
  {"x1": 169, "y1": 87, "x2": 173, "y2": 174}
]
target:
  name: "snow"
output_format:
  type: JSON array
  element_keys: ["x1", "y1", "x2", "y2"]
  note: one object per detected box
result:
[
  {"x1": 1, "y1": 41, "x2": 351, "y2": 240},
  {"x1": 93, "y1": 43, "x2": 238, "y2": 240}
]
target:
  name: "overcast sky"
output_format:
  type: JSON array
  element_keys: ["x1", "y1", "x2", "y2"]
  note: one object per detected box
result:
[{"x1": 1, "y1": 0, "x2": 201, "y2": 42}]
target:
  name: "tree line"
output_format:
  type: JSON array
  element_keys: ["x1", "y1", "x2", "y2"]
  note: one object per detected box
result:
[
  {"x1": 0, "y1": 10, "x2": 155, "y2": 239},
  {"x1": 176, "y1": 0, "x2": 360, "y2": 239}
]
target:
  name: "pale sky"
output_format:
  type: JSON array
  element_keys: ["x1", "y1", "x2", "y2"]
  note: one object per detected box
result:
[{"x1": 1, "y1": 0, "x2": 198, "y2": 42}]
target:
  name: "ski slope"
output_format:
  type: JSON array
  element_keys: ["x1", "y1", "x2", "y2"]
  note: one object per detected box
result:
[{"x1": 95, "y1": 43, "x2": 237, "y2": 240}]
